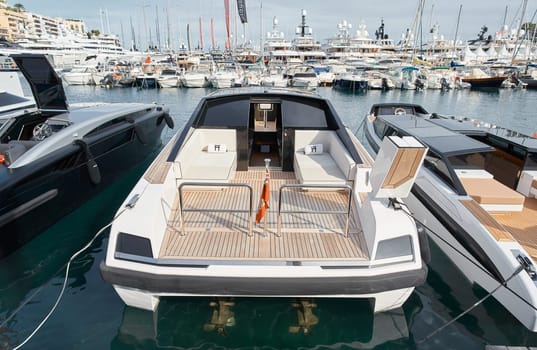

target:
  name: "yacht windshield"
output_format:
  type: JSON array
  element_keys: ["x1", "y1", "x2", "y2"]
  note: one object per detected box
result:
[{"x1": 448, "y1": 152, "x2": 488, "y2": 169}]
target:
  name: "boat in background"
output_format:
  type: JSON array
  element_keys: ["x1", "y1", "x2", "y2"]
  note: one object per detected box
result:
[
  {"x1": 101, "y1": 88, "x2": 428, "y2": 313},
  {"x1": 0, "y1": 54, "x2": 174, "y2": 259},
  {"x1": 333, "y1": 70, "x2": 368, "y2": 92},
  {"x1": 460, "y1": 67, "x2": 506, "y2": 88},
  {"x1": 364, "y1": 102, "x2": 537, "y2": 331},
  {"x1": 157, "y1": 68, "x2": 182, "y2": 88}
]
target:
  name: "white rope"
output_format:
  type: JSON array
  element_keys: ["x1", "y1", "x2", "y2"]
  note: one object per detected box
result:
[{"x1": 10, "y1": 205, "x2": 131, "y2": 350}]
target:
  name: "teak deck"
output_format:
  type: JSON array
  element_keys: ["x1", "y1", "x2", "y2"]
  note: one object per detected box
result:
[
  {"x1": 492, "y1": 197, "x2": 537, "y2": 261},
  {"x1": 160, "y1": 169, "x2": 368, "y2": 261},
  {"x1": 461, "y1": 197, "x2": 537, "y2": 261}
]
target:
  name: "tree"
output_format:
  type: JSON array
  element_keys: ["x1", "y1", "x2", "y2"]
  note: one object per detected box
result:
[
  {"x1": 521, "y1": 22, "x2": 536, "y2": 40},
  {"x1": 12, "y1": 3, "x2": 25, "y2": 12},
  {"x1": 86, "y1": 29, "x2": 101, "y2": 38}
]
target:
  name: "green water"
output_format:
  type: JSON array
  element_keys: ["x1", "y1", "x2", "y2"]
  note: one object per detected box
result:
[{"x1": 2, "y1": 87, "x2": 537, "y2": 349}]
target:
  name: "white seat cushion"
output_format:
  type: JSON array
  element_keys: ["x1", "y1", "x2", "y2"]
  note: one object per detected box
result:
[
  {"x1": 182, "y1": 151, "x2": 236, "y2": 180},
  {"x1": 295, "y1": 152, "x2": 346, "y2": 185}
]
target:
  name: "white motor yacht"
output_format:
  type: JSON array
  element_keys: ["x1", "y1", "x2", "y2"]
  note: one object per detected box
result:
[
  {"x1": 100, "y1": 88, "x2": 429, "y2": 313},
  {"x1": 364, "y1": 103, "x2": 537, "y2": 331}
]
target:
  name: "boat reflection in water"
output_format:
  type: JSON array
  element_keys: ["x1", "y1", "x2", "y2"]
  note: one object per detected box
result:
[{"x1": 113, "y1": 297, "x2": 419, "y2": 349}]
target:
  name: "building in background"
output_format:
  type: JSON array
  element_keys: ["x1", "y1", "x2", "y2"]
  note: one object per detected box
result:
[{"x1": 0, "y1": 0, "x2": 86, "y2": 41}]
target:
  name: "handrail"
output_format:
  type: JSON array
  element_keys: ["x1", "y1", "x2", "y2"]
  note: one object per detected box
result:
[
  {"x1": 178, "y1": 182, "x2": 254, "y2": 236},
  {"x1": 277, "y1": 184, "x2": 353, "y2": 237}
]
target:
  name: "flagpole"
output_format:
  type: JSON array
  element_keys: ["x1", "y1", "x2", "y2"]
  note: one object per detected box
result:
[{"x1": 263, "y1": 158, "x2": 270, "y2": 235}]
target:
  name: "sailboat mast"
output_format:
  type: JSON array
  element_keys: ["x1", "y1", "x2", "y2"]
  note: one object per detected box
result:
[
  {"x1": 120, "y1": 20, "x2": 125, "y2": 49},
  {"x1": 99, "y1": 8, "x2": 105, "y2": 34},
  {"x1": 211, "y1": 17, "x2": 216, "y2": 49},
  {"x1": 187, "y1": 23, "x2": 191, "y2": 52},
  {"x1": 106, "y1": 9, "x2": 111, "y2": 34},
  {"x1": 166, "y1": 5, "x2": 171, "y2": 50},
  {"x1": 512, "y1": 0, "x2": 528, "y2": 62},
  {"x1": 452, "y1": 5, "x2": 462, "y2": 60},
  {"x1": 156, "y1": 5, "x2": 161, "y2": 51},
  {"x1": 260, "y1": 0, "x2": 263, "y2": 63},
  {"x1": 199, "y1": 17, "x2": 204, "y2": 50},
  {"x1": 130, "y1": 16, "x2": 137, "y2": 50},
  {"x1": 502, "y1": 5, "x2": 508, "y2": 29}
]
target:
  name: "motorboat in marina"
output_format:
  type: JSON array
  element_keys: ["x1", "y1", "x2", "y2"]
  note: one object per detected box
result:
[
  {"x1": 518, "y1": 65, "x2": 537, "y2": 90},
  {"x1": 100, "y1": 88, "x2": 429, "y2": 313},
  {"x1": 61, "y1": 65, "x2": 97, "y2": 85},
  {"x1": 332, "y1": 70, "x2": 368, "y2": 92},
  {"x1": 364, "y1": 102, "x2": 537, "y2": 331},
  {"x1": 156, "y1": 68, "x2": 182, "y2": 88},
  {"x1": 181, "y1": 64, "x2": 212, "y2": 88},
  {"x1": 287, "y1": 65, "x2": 319, "y2": 89},
  {"x1": 363, "y1": 70, "x2": 395, "y2": 90},
  {"x1": 460, "y1": 67, "x2": 507, "y2": 89},
  {"x1": 209, "y1": 62, "x2": 245, "y2": 89},
  {"x1": 0, "y1": 54, "x2": 174, "y2": 259},
  {"x1": 260, "y1": 63, "x2": 288, "y2": 88}
]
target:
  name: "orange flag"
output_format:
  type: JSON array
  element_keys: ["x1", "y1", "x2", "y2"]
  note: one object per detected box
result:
[{"x1": 255, "y1": 175, "x2": 270, "y2": 224}]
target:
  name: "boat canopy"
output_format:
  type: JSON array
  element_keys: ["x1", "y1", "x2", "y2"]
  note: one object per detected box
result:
[
  {"x1": 381, "y1": 115, "x2": 494, "y2": 156},
  {"x1": 11, "y1": 54, "x2": 69, "y2": 113}
]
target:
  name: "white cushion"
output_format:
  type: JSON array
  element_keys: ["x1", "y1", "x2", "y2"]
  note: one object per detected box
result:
[
  {"x1": 304, "y1": 143, "x2": 323, "y2": 155},
  {"x1": 182, "y1": 152, "x2": 236, "y2": 180},
  {"x1": 208, "y1": 143, "x2": 227, "y2": 153},
  {"x1": 295, "y1": 152, "x2": 346, "y2": 185}
]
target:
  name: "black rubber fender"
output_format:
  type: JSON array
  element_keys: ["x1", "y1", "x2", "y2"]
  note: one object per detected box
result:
[
  {"x1": 74, "y1": 139, "x2": 101, "y2": 185},
  {"x1": 163, "y1": 113, "x2": 174, "y2": 129},
  {"x1": 417, "y1": 222, "x2": 431, "y2": 264}
]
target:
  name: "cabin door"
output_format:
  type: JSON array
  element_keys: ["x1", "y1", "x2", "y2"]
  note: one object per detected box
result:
[{"x1": 249, "y1": 101, "x2": 281, "y2": 167}]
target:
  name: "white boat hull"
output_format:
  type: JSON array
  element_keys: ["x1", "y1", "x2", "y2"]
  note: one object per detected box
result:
[
  {"x1": 405, "y1": 185, "x2": 537, "y2": 331},
  {"x1": 62, "y1": 73, "x2": 94, "y2": 85},
  {"x1": 181, "y1": 75, "x2": 210, "y2": 88},
  {"x1": 157, "y1": 77, "x2": 180, "y2": 88}
]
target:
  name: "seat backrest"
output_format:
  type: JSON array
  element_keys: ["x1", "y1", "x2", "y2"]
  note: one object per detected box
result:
[{"x1": 4, "y1": 142, "x2": 28, "y2": 165}]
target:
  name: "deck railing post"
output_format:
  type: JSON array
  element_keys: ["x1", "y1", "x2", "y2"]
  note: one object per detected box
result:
[
  {"x1": 178, "y1": 182, "x2": 253, "y2": 236},
  {"x1": 277, "y1": 184, "x2": 352, "y2": 237}
]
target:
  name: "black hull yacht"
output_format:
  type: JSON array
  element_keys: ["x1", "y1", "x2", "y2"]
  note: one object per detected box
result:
[{"x1": 0, "y1": 54, "x2": 173, "y2": 258}]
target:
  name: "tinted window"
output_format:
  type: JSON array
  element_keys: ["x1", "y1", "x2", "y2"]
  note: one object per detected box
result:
[
  {"x1": 282, "y1": 100, "x2": 327, "y2": 128},
  {"x1": 448, "y1": 152, "x2": 487, "y2": 169},
  {"x1": 373, "y1": 119, "x2": 387, "y2": 138},
  {"x1": 200, "y1": 99, "x2": 250, "y2": 127},
  {"x1": 526, "y1": 152, "x2": 537, "y2": 169},
  {"x1": 424, "y1": 151, "x2": 458, "y2": 191}
]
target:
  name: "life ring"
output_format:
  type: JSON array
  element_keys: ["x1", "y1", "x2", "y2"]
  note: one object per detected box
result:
[{"x1": 394, "y1": 107, "x2": 406, "y2": 115}]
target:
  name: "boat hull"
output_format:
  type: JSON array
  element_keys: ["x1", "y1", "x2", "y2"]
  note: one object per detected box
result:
[
  {"x1": 135, "y1": 76, "x2": 158, "y2": 89},
  {"x1": 519, "y1": 77, "x2": 537, "y2": 90},
  {"x1": 461, "y1": 76, "x2": 506, "y2": 89},
  {"x1": 0, "y1": 116, "x2": 166, "y2": 258},
  {"x1": 100, "y1": 261, "x2": 426, "y2": 312},
  {"x1": 363, "y1": 113, "x2": 537, "y2": 332},
  {"x1": 405, "y1": 185, "x2": 537, "y2": 332},
  {"x1": 333, "y1": 78, "x2": 368, "y2": 91}
]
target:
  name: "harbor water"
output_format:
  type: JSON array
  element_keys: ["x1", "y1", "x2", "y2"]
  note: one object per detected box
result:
[{"x1": 1, "y1": 86, "x2": 537, "y2": 349}]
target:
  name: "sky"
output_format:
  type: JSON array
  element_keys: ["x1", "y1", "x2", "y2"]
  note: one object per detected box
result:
[{"x1": 13, "y1": 0, "x2": 537, "y2": 51}]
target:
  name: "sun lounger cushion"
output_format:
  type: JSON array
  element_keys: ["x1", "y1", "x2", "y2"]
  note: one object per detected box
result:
[{"x1": 460, "y1": 177, "x2": 525, "y2": 211}]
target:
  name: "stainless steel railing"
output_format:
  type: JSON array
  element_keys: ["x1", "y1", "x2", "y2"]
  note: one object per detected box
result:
[
  {"x1": 277, "y1": 184, "x2": 353, "y2": 237},
  {"x1": 178, "y1": 182, "x2": 254, "y2": 236}
]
